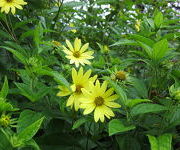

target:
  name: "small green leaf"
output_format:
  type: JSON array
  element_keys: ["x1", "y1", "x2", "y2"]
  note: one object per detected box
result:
[
  {"x1": 0, "y1": 46, "x2": 26, "y2": 64},
  {"x1": 154, "y1": 12, "x2": 163, "y2": 28},
  {"x1": 0, "y1": 76, "x2": 8, "y2": 99},
  {"x1": 131, "y1": 103, "x2": 168, "y2": 116},
  {"x1": 109, "y1": 119, "x2": 135, "y2": 136},
  {"x1": 126, "y1": 99, "x2": 152, "y2": 108},
  {"x1": 147, "y1": 133, "x2": 172, "y2": 150},
  {"x1": 129, "y1": 77, "x2": 148, "y2": 98},
  {"x1": 0, "y1": 101, "x2": 14, "y2": 112},
  {"x1": 72, "y1": 118, "x2": 88, "y2": 130},
  {"x1": 111, "y1": 39, "x2": 138, "y2": 47},
  {"x1": 17, "y1": 110, "x2": 44, "y2": 133},
  {"x1": 0, "y1": 129, "x2": 13, "y2": 150},
  {"x1": 17, "y1": 116, "x2": 44, "y2": 142},
  {"x1": 152, "y1": 39, "x2": 169, "y2": 61}
]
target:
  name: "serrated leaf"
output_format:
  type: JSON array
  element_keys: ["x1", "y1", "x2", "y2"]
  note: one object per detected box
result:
[
  {"x1": 17, "y1": 116, "x2": 44, "y2": 142},
  {"x1": 109, "y1": 119, "x2": 135, "y2": 136},
  {"x1": 17, "y1": 110, "x2": 44, "y2": 133}
]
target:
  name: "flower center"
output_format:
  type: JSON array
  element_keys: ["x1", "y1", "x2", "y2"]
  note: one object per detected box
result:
[
  {"x1": 75, "y1": 85, "x2": 83, "y2": 94},
  {"x1": 6, "y1": 0, "x2": 13, "y2": 3},
  {"x1": 73, "y1": 51, "x2": 80, "y2": 58},
  {"x1": 94, "y1": 96, "x2": 104, "y2": 106}
]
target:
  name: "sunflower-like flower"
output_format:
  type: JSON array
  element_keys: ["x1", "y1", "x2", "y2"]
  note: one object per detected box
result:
[
  {"x1": 80, "y1": 80, "x2": 121, "y2": 122},
  {"x1": 0, "y1": 0, "x2": 27, "y2": 14},
  {"x1": 63, "y1": 38, "x2": 94, "y2": 67},
  {"x1": 57, "y1": 67, "x2": 97, "y2": 111}
]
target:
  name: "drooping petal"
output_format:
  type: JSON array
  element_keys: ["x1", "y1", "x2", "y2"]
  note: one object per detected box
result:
[
  {"x1": 94, "y1": 107, "x2": 101, "y2": 122},
  {"x1": 83, "y1": 104, "x2": 96, "y2": 115}
]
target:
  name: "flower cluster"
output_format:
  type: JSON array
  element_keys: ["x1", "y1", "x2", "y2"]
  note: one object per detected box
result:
[{"x1": 57, "y1": 38, "x2": 121, "y2": 122}]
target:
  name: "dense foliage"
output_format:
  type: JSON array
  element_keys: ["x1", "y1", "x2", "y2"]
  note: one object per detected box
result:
[{"x1": 0, "y1": 0, "x2": 180, "y2": 150}]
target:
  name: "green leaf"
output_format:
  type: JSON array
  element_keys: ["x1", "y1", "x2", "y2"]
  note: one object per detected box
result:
[
  {"x1": 72, "y1": 117, "x2": 88, "y2": 130},
  {"x1": 109, "y1": 119, "x2": 135, "y2": 136},
  {"x1": 126, "y1": 99, "x2": 152, "y2": 108},
  {"x1": 152, "y1": 39, "x2": 169, "y2": 61},
  {"x1": 104, "y1": 77, "x2": 127, "y2": 107},
  {"x1": 148, "y1": 135, "x2": 158, "y2": 150},
  {"x1": 147, "y1": 134, "x2": 172, "y2": 150},
  {"x1": 0, "y1": 101, "x2": 14, "y2": 112},
  {"x1": 0, "y1": 129, "x2": 13, "y2": 150},
  {"x1": 129, "y1": 34, "x2": 155, "y2": 47},
  {"x1": 23, "y1": 139, "x2": 41, "y2": 150},
  {"x1": 154, "y1": 12, "x2": 163, "y2": 28},
  {"x1": 17, "y1": 110, "x2": 44, "y2": 133},
  {"x1": 129, "y1": 77, "x2": 148, "y2": 98},
  {"x1": 17, "y1": 112, "x2": 44, "y2": 142},
  {"x1": 131, "y1": 103, "x2": 168, "y2": 116},
  {"x1": 0, "y1": 46, "x2": 26, "y2": 64},
  {"x1": 111, "y1": 39, "x2": 138, "y2": 47},
  {"x1": 0, "y1": 76, "x2": 8, "y2": 99},
  {"x1": 137, "y1": 41, "x2": 153, "y2": 58},
  {"x1": 35, "y1": 68, "x2": 71, "y2": 90}
]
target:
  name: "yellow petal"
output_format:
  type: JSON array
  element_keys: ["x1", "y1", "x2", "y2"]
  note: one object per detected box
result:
[
  {"x1": 101, "y1": 105, "x2": 115, "y2": 117},
  {"x1": 74, "y1": 38, "x2": 81, "y2": 51},
  {"x1": 72, "y1": 68, "x2": 78, "y2": 83},
  {"x1": 83, "y1": 69, "x2": 92, "y2": 81},
  {"x1": 66, "y1": 95, "x2": 74, "y2": 107},
  {"x1": 103, "y1": 88, "x2": 114, "y2": 98},
  {"x1": 80, "y1": 43, "x2": 89, "y2": 53},
  {"x1": 94, "y1": 107, "x2": 101, "y2": 122},
  {"x1": 104, "y1": 101, "x2": 121, "y2": 108},
  {"x1": 66, "y1": 39, "x2": 74, "y2": 51},
  {"x1": 104, "y1": 94, "x2": 119, "y2": 102},
  {"x1": 101, "y1": 81, "x2": 107, "y2": 94},
  {"x1": 83, "y1": 104, "x2": 96, "y2": 115}
]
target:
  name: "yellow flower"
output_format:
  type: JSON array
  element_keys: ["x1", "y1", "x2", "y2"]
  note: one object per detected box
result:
[
  {"x1": 57, "y1": 67, "x2": 97, "y2": 111},
  {"x1": 135, "y1": 19, "x2": 141, "y2": 32},
  {"x1": 69, "y1": 23, "x2": 77, "y2": 33},
  {"x1": 63, "y1": 38, "x2": 94, "y2": 67},
  {"x1": 0, "y1": 0, "x2": 27, "y2": 14},
  {"x1": 80, "y1": 80, "x2": 121, "y2": 122}
]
